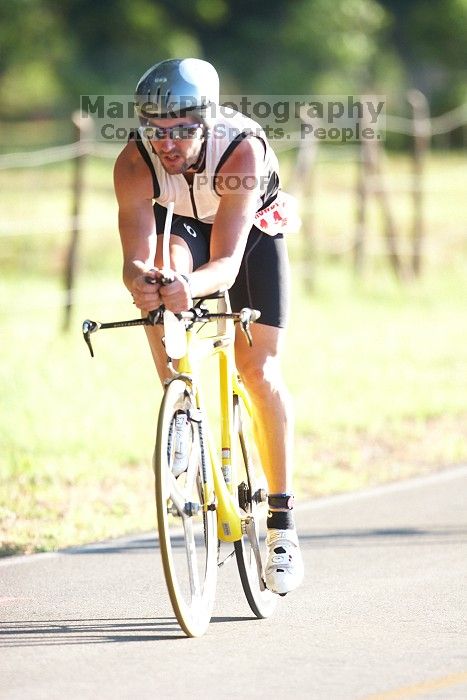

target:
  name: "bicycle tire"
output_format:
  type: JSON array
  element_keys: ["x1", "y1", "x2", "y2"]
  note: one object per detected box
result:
[
  {"x1": 233, "y1": 394, "x2": 277, "y2": 618},
  {"x1": 154, "y1": 378, "x2": 218, "y2": 637}
]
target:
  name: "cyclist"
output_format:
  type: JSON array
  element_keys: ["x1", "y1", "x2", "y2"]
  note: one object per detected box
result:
[{"x1": 114, "y1": 58, "x2": 304, "y2": 595}]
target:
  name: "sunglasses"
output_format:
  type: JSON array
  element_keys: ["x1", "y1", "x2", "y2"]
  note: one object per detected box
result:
[{"x1": 142, "y1": 123, "x2": 204, "y2": 141}]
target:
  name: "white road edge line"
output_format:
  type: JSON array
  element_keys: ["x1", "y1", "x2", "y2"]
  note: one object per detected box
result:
[{"x1": 1, "y1": 464, "x2": 466, "y2": 568}]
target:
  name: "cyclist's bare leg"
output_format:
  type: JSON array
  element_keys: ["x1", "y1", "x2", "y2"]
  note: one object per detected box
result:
[
  {"x1": 234, "y1": 323, "x2": 293, "y2": 495},
  {"x1": 236, "y1": 324, "x2": 304, "y2": 594},
  {"x1": 144, "y1": 236, "x2": 193, "y2": 383}
]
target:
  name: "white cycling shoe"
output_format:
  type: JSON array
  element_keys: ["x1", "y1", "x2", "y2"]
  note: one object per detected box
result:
[{"x1": 265, "y1": 528, "x2": 304, "y2": 596}]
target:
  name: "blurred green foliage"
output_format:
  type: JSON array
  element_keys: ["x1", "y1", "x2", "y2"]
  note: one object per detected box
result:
[{"x1": 0, "y1": 0, "x2": 465, "y2": 122}]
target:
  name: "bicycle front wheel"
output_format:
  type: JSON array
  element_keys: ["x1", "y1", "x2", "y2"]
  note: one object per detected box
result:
[
  {"x1": 154, "y1": 378, "x2": 218, "y2": 637},
  {"x1": 233, "y1": 393, "x2": 277, "y2": 618}
]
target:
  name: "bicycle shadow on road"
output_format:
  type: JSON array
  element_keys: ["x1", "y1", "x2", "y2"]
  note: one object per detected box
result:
[
  {"x1": 298, "y1": 525, "x2": 467, "y2": 548},
  {"x1": 61, "y1": 536, "x2": 160, "y2": 556},
  {"x1": 61, "y1": 532, "x2": 216, "y2": 556},
  {"x1": 0, "y1": 614, "x2": 258, "y2": 647},
  {"x1": 0, "y1": 617, "x2": 186, "y2": 645}
]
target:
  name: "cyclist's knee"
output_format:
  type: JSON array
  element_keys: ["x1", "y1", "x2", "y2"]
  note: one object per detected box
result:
[{"x1": 237, "y1": 353, "x2": 283, "y2": 397}]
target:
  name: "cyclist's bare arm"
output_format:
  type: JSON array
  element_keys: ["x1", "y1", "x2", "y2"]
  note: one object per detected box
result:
[
  {"x1": 192, "y1": 136, "x2": 263, "y2": 295},
  {"x1": 115, "y1": 136, "x2": 265, "y2": 313},
  {"x1": 159, "y1": 136, "x2": 265, "y2": 311},
  {"x1": 114, "y1": 140, "x2": 161, "y2": 311}
]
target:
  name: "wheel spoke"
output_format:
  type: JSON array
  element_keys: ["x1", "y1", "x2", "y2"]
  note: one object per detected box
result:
[{"x1": 183, "y1": 518, "x2": 202, "y2": 598}]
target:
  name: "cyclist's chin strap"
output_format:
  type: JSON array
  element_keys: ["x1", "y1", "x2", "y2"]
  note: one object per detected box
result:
[{"x1": 267, "y1": 493, "x2": 295, "y2": 510}]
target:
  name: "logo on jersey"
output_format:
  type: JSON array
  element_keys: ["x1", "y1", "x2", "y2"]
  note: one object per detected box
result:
[{"x1": 183, "y1": 223, "x2": 197, "y2": 238}]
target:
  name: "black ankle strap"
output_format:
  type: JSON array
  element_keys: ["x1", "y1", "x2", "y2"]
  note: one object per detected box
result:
[{"x1": 268, "y1": 493, "x2": 295, "y2": 510}]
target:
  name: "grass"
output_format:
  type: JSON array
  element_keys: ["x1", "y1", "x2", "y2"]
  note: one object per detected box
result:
[
  {"x1": 288, "y1": 261, "x2": 467, "y2": 494},
  {"x1": 0, "y1": 149, "x2": 466, "y2": 555}
]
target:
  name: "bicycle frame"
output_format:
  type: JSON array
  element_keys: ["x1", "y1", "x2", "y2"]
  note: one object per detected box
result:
[
  {"x1": 173, "y1": 299, "x2": 252, "y2": 543},
  {"x1": 82, "y1": 293, "x2": 274, "y2": 634},
  {"x1": 82, "y1": 293, "x2": 259, "y2": 544}
]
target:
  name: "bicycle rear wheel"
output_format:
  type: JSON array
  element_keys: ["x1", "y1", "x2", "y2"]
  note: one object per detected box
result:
[
  {"x1": 233, "y1": 393, "x2": 277, "y2": 618},
  {"x1": 154, "y1": 378, "x2": 218, "y2": 637}
]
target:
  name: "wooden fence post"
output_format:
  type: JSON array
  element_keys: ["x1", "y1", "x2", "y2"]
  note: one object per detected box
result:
[
  {"x1": 290, "y1": 112, "x2": 318, "y2": 293},
  {"x1": 354, "y1": 101, "x2": 403, "y2": 281},
  {"x1": 62, "y1": 111, "x2": 94, "y2": 331},
  {"x1": 354, "y1": 138, "x2": 369, "y2": 274},
  {"x1": 364, "y1": 132, "x2": 404, "y2": 281},
  {"x1": 407, "y1": 89, "x2": 430, "y2": 276}
]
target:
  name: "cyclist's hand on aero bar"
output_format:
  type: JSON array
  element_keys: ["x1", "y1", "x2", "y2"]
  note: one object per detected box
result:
[
  {"x1": 131, "y1": 268, "x2": 162, "y2": 313},
  {"x1": 159, "y1": 271, "x2": 193, "y2": 314}
]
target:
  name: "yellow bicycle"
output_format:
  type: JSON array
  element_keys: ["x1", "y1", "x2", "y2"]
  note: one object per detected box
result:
[{"x1": 82, "y1": 289, "x2": 276, "y2": 637}]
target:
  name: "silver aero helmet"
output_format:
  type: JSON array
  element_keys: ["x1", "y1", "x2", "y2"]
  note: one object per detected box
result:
[{"x1": 134, "y1": 58, "x2": 219, "y2": 122}]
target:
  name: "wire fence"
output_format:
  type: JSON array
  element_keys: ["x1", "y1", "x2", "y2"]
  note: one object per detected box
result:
[
  {"x1": 0, "y1": 141, "x2": 121, "y2": 170},
  {"x1": 1, "y1": 96, "x2": 466, "y2": 323},
  {"x1": 386, "y1": 102, "x2": 467, "y2": 137},
  {"x1": 289, "y1": 93, "x2": 467, "y2": 286}
]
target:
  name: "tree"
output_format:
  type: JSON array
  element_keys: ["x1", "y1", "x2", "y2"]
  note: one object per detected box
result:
[{"x1": 0, "y1": 0, "x2": 464, "y2": 120}]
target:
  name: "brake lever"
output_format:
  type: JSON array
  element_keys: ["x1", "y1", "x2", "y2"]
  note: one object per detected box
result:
[
  {"x1": 82, "y1": 319, "x2": 101, "y2": 358},
  {"x1": 239, "y1": 308, "x2": 261, "y2": 347},
  {"x1": 239, "y1": 310, "x2": 253, "y2": 347},
  {"x1": 242, "y1": 321, "x2": 253, "y2": 347}
]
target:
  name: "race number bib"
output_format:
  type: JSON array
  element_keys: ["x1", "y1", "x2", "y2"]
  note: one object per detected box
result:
[{"x1": 254, "y1": 191, "x2": 301, "y2": 236}]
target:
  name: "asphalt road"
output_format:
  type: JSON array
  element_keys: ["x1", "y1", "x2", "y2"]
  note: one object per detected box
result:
[{"x1": 1, "y1": 466, "x2": 466, "y2": 700}]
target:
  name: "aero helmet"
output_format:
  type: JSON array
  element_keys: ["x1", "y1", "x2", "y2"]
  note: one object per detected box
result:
[{"x1": 134, "y1": 58, "x2": 219, "y2": 120}]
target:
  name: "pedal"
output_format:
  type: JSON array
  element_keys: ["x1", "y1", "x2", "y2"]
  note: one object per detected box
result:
[
  {"x1": 183, "y1": 501, "x2": 200, "y2": 517},
  {"x1": 238, "y1": 481, "x2": 250, "y2": 511},
  {"x1": 252, "y1": 488, "x2": 267, "y2": 503}
]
